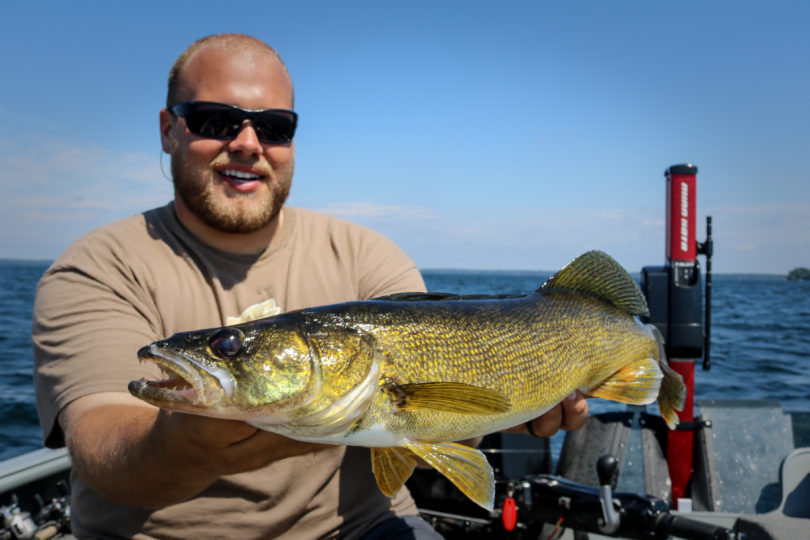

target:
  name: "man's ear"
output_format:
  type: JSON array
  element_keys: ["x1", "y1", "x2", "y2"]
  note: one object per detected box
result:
[{"x1": 160, "y1": 108, "x2": 174, "y2": 154}]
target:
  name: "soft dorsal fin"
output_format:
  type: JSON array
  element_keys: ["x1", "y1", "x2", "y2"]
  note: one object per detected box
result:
[{"x1": 541, "y1": 251, "x2": 649, "y2": 316}]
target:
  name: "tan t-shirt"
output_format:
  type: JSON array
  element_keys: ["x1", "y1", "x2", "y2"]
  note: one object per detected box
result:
[{"x1": 32, "y1": 203, "x2": 427, "y2": 539}]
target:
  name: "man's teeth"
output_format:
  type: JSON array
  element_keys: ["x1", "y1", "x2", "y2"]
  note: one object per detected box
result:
[{"x1": 221, "y1": 169, "x2": 260, "y2": 181}]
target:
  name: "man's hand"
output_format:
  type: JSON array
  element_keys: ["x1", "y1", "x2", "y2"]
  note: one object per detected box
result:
[
  {"x1": 150, "y1": 408, "x2": 319, "y2": 477},
  {"x1": 505, "y1": 391, "x2": 589, "y2": 438},
  {"x1": 61, "y1": 392, "x2": 326, "y2": 508},
  {"x1": 460, "y1": 391, "x2": 589, "y2": 450}
]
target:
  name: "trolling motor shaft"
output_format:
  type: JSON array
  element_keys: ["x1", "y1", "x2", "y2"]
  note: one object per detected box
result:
[{"x1": 641, "y1": 164, "x2": 713, "y2": 508}]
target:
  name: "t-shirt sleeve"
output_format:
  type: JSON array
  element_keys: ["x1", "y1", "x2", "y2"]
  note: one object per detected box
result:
[
  {"x1": 32, "y1": 249, "x2": 162, "y2": 448},
  {"x1": 354, "y1": 228, "x2": 426, "y2": 299}
]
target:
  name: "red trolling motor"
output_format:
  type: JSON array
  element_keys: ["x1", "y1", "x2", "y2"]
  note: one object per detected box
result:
[{"x1": 641, "y1": 164, "x2": 713, "y2": 509}]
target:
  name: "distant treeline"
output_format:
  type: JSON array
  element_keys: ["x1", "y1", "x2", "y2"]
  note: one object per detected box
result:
[{"x1": 787, "y1": 267, "x2": 810, "y2": 281}]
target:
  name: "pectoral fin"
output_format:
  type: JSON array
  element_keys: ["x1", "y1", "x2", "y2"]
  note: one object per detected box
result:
[
  {"x1": 404, "y1": 441, "x2": 495, "y2": 511},
  {"x1": 387, "y1": 381, "x2": 511, "y2": 415},
  {"x1": 586, "y1": 356, "x2": 663, "y2": 405},
  {"x1": 371, "y1": 447, "x2": 418, "y2": 497}
]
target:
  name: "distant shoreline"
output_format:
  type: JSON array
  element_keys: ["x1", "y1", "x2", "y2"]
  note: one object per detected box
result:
[
  {"x1": 0, "y1": 258, "x2": 53, "y2": 265},
  {"x1": 0, "y1": 259, "x2": 792, "y2": 278},
  {"x1": 420, "y1": 269, "x2": 792, "y2": 280}
]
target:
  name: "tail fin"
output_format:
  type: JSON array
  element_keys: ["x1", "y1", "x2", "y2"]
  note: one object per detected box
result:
[{"x1": 648, "y1": 325, "x2": 686, "y2": 429}]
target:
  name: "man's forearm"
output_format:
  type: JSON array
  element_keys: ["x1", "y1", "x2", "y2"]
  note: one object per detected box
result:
[
  {"x1": 62, "y1": 394, "x2": 328, "y2": 509},
  {"x1": 66, "y1": 404, "x2": 218, "y2": 508}
]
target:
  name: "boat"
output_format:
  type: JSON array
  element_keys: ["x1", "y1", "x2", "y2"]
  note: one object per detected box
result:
[
  {"x1": 4, "y1": 408, "x2": 806, "y2": 539},
  {"x1": 405, "y1": 165, "x2": 810, "y2": 539},
  {"x1": 406, "y1": 406, "x2": 810, "y2": 539},
  {"x1": 2, "y1": 165, "x2": 808, "y2": 539},
  {"x1": 0, "y1": 448, "x2": 71, "y2": 539}
]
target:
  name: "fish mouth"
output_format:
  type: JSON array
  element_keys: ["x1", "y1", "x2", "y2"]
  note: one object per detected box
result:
[{"x1": 129, "y1": 343, "x2": 234, "y2": 410}]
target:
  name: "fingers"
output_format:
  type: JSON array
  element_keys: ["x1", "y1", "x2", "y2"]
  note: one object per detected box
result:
[
  {"x1": 156, "y1": 410, "x2": 258, "y2": 449},
  {"x1": 218, "y1": 430, "x2": 327, "y2": 473},
  {"x1": 511, "y1": 391, "x2": 589, "y2": 438},
  {"x1": 558, "y1": 390, "x2": 588, "y2": 431},
  {"x1": 525, "y1": 403, "x2": 564, "y2": 438},
  {"x1": 155, "y1": 411, "x2": 327, "y2": 475}
]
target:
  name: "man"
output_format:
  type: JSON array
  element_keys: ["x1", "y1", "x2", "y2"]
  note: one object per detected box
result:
[{"x1": 33, "y1": 34, "x2": 587, "y2": 539}]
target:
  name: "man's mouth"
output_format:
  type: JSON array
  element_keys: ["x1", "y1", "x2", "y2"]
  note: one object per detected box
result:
[
  {"x1": 218, "y1": 168, "x2": 265, "y2": 191},
  {"x1": 220, "y1": 169, "x2": 262, "y2": 182}
]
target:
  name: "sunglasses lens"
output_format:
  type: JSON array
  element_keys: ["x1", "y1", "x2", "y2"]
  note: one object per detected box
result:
[
  {"x1": 188, "y1": 108, "x2": 241, "y2": 139},
  {"x1": 178, "y1": 103, "x2": 296, "y2": 143},
  {"x1": 253, "y1": 112, "x2": 297, "y2": 143}
]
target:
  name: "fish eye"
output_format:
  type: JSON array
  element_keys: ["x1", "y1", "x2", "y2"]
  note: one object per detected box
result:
[{"x1": 209, "y1": 328, "x2": 243, "y2": 358}]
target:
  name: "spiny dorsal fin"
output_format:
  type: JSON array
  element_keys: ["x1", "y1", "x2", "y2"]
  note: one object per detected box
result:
[
  {"x1": 374, "y1": 292, "x2": 462, "y2": 301},
  {"x1": 374, "y1": 292, "x2": 525, "y2": 302},
  {"x1": 541, "y1": 250, "x2": 649, "y2": 316}
]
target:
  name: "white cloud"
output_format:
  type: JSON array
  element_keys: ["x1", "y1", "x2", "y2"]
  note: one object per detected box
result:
[
  {"x1": 2, "y1": 134, "x2": 806, "y2": 275},
  {"x1": 0, "y1": 139, "x2": 171, "y2": 259},
  {"x1": 359, "y1": 201, "x2": 809, "y2": 274},
  {"x1": 701, "y1": 202, "x2": 810, "y2": 272},
  {"x1": 337, "y1": 204, "x2": 665, "y2": 272},
  {"x1": 315, "y1": 202, "x2": 439, "y2": 221}
]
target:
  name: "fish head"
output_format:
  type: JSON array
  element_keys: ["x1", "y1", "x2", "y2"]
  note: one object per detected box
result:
[
  {"x1": 129, "y1": 320, "x2": 315, "y2": 419},
  {"x1": 294, "y1": 323, "x2": 380, "y2": 426},
  {"x1": 129, "y1": 317, "x2": 379, "y2": 429}
]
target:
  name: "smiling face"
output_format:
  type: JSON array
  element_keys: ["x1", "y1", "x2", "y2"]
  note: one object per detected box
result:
[{"x1": 161, "y1": 43, "x2": 295, "y2": 236}]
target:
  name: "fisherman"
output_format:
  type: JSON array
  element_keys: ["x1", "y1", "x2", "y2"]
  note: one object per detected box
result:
[{"x1": 32, "y1": 33, "x2": 588, "y2": 539}]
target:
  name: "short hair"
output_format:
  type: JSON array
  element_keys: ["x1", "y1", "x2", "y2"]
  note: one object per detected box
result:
[{"x1": 166, "y1": 33, "x2": 292, "y2": 108}]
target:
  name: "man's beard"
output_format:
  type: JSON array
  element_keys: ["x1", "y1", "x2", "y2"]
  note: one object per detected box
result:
[{"x1": 171, "y1": 152, "x2": 293, "y2": 234}]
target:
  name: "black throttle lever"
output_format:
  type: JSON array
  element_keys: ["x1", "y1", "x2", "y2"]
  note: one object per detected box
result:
[{"x1": 596, "y1": 454, "x2": 621, "y2": 534}]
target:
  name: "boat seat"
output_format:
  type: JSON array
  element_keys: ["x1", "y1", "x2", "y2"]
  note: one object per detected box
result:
[
  {"x1": 692, "y1": 400, "x2": 794, "y2": 513},
  {"x1": 732, "y1": 448, "x2": 810, "y2": 539},
  {"x1": 774, "y1": 447, "x2": 810, "y2": 518}
]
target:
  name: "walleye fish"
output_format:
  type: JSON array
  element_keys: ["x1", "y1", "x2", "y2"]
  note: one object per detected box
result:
[{"x1": 129, "y1": 250, "x2": 685, "y2": 510}]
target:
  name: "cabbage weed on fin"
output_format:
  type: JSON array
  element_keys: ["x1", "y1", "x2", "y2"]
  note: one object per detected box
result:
[{"x1": 542, "y1": 250, "x2": 649, "y2": 317}]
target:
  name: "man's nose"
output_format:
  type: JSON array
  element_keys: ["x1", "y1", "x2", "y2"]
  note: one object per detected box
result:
[{"x1": 228, "y1": 121, "x2": 262, "y2": 155}]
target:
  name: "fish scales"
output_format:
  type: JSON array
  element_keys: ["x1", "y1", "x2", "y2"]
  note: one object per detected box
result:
[
  {"x1": 129, "y1": 250, "x2": 686, "y2": 510},
  {"x1": 331, "y1": 291, "x2": 658, "y2": 443}
]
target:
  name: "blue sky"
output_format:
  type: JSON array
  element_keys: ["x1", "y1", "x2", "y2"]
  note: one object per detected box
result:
[{"x1": 1, "y1": 1, "x2": 808, "y2": 274}]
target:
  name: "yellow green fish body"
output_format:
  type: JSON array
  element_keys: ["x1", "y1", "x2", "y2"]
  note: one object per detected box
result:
[{"x1": 130, "y1": 251, "x2": 685, "y2": 510}]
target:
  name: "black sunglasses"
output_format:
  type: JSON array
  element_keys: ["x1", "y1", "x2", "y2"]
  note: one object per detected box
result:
[{"x1": 170, "y1": 101, "x2": 298, "y2": 144}]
